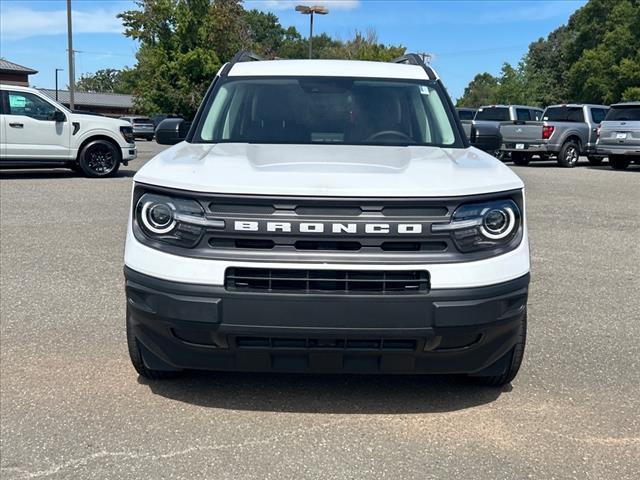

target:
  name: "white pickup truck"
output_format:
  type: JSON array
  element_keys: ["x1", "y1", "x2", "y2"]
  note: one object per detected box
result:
[
  {"x1": 124, "y1": 52, "x2": 530, "y2": 386},
  {"x1": 0, "y1": 85, "x2": 137, "y2": 176}
]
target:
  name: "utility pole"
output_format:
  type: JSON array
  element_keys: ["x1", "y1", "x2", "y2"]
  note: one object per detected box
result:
[
  {"x1": 66, "y1": 0, "x2": 75, "y2": 110},
  {"x1": 55, "y1": 68, "x2": 64, "y2": 101},
  {"x1": 295, "y1": 5, "x2": 329, "y2": 59}
]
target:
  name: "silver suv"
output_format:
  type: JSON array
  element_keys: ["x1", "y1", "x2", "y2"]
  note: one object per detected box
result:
[{"x1": 596, "y1": 102, "x2": 640, "y2": 170}]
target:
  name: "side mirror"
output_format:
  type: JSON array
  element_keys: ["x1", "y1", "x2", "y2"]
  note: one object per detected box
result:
[
  {"x1": 156, "y1": 118, "x2": 191, "y2": 145},
  {"x1": 470, "y1": 122, "x2": 502, "y2": 153},
  {"x1": 53, "y1": 110, "x2": 67, "y2": 122}
]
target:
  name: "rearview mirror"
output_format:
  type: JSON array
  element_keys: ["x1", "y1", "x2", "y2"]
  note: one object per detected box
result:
[
  {"x1": 156, "y1": 118, "x2": 191, "y2": 145},
  {"x1": 53, "y1": 110, "x2": 67, "y2": 122},
  {"x1": 470, "y1": 123, "x2": 502, "y2": 153}
]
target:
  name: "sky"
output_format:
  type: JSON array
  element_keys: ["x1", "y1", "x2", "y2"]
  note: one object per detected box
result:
[{"x1": 0, "y1": 0, "x2": 587, "y2": 100}]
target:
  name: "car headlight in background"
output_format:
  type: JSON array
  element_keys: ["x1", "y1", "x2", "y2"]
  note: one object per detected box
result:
[
  {"x1": 432, "y1": 199, "x2": 521, "y2": 252},
  {"x1": 120, "y1": 126, "x2": 135, "y2": 144},
  {"x1": 135, "y1": 193, "x2": 224, "y2": 247}
]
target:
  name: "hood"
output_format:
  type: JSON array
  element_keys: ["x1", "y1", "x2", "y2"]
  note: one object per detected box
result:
[
  {"x1": 71, "y1": 112, "x2": 130, "y2": 128},
  {"x1": 134, "y1": 143, "x2": 524, "y2": 197}
]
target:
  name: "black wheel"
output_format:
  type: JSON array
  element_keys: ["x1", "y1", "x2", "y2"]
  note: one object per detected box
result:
[
  {"x1": 146, "y1": 135, "x2": 154, "y2": 141},
  {"x1": 557, "y1": 141, "x2": 580, "y2": 168},
  {"x1": 609, "y1": 155, "x2": 630, "y2": 170},
  {"x1": 511, "y1": 152, "x2": 530, "y2": 166},
  {"x1": 587, "y1": 156, "x2": 603, "y2": 166},
  {"x1": 78, "y1": 139, "x2": 121, "y2": 177},
  {"x1": 472, "y1": 311, "x2": 527, "y2": 387},
  {"x1": 126, "y1": 309, "x2": 181, "y2": 380}
]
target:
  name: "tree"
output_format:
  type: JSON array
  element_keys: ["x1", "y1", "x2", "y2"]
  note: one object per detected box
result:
[
  {"x1": 75, "y1": 68, "x2": 137, "y2": 93},
  {"x1": 115, "y1": 0, "x2": 408, "y2": 116},
  {"x1": 459, "y1": 0, "x2": 640, "y2": 106},
  {"x1": 119, "y1": 0, "x2": 222, "y2": 118},
  {"x1": 456, "y1": 73, "x2": 499, "y2": 107}
]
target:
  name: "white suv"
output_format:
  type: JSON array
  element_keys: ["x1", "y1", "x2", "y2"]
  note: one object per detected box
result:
[
  {"x1": 124, "y1": 52, "x2": 530, "y2": 386},
  {"x1": 0, "y1": 85, "x2": 136, "y2": 176}
]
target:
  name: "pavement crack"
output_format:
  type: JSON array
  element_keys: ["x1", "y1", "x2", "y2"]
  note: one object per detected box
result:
[{"x1": 0, "y1": 420, "x2": 341, "y2": 479}]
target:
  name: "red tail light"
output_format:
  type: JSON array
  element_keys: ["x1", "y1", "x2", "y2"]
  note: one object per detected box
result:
[{"x1": 542, "y1": 125, "x2": 555, "y2": 140}]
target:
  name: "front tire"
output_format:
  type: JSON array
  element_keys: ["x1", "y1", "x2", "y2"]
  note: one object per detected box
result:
[
  {"x1": 471, "y1": 311, "x2": 527, "y2": 387},
  {"x1": 511, "y1": 152, "x2": 530, "y2": 166},
  {"x1": 609, "y1": 155, "x2": 630, "y2": 170},
  {"x1": 78, "y1": 139, "x2": 121, "y2": 177},
  {"x1": 558, "y1": 141, "x2": 580, "y2": 168}
]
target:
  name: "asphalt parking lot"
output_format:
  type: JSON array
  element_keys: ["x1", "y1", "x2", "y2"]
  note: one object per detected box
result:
[{"x1": 1, "y1": 142, "x2": 639, "y2": 479}]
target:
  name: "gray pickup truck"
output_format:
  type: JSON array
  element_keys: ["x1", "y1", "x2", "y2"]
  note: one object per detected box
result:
[
  {"x1": 461, "y1": 105, "x2": 543, "y2": 157},
  {"x1": 500, "y1": 104, "x2": 609, "y2": 167},
  {"x1": 596, "y1": 102, "x2": 640, "y2": 170}
]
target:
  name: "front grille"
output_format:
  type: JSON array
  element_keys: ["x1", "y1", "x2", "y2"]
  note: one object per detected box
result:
[
  {"x1": 236, "y1": 337, "x2": 418, "y2": 351},
  {"x1": 226, "y1": 268, "x2": 430, "y2": 294}
]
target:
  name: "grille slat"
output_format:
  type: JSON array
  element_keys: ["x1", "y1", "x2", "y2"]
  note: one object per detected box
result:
[
  {"x1": 226, "y1": 268, "x2": 429, "y2": 294},
  {"x1": 236, "y1": 336, "x2": 418, "y2": 351}
]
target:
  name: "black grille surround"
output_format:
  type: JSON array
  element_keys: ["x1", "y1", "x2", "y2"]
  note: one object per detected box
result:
[
  {"x1": 226, "y1": 267, "x2": 429, "y2": 294},
  {"x1": 133, "y1": 184, "x2": 524, "y2": 264}
]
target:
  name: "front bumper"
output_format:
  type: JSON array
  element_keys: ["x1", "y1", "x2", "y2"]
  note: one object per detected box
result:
[
  {"x1": 125, "y1": 267, "x2": 529, "y2": 374},
  {"x1": 121, "y1": 146, "x2": 137, "y2": 162}
]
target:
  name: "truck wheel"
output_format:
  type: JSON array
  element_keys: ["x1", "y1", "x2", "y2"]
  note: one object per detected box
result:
[
  {"x1": 511, "y1": 152, "x2": 530, "y2": 166},
  {"x1": 471, "y1": 311, "x2": 527, "y2": 387},
  {"x1": 558, "y1": 141, "x2": 580, "y2": 168},
  {"x1": 609, "y1": 155, "x2": 630, "y2": 170},
  {"x1": 78, "y1": 139, "x2": 121, "y2": 177},
  {"x1": 587, "y1": 156, "x2": 603, "y2": 166},
  {"x1": 126, "y1": 309, "x2": 181, "y2": 380}
]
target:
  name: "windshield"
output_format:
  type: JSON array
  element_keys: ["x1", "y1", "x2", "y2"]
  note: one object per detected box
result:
[
  {"x1": 475, "y1": 107, "x2": 509, "y2": 121},
  {"x1": 194, "y1": 77, "x2": 458, "y2": 146},
  {"x1": 605, "y1": 106, "x2": 640, "y2": 121},
  {"x1": 133, "y1": 117, "x2": 152, "y2": 124}
]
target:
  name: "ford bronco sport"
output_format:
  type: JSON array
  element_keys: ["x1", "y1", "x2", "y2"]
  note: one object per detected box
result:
[{"x1": 124, "y1": 52, "x2": 530, "y2": 386}]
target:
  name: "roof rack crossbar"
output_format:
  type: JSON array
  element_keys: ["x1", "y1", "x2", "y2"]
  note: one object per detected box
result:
[
  {"x1": 221, "y1": 50, "x2": 265, "y2": 77},
  {"x1": 391, "y1": 53, "x2": 437, "y2": 80}
]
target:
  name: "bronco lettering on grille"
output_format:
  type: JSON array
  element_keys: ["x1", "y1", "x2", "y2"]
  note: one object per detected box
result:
[{"x1": 233, "y1": 221, "x2": 424, "y2": 235}]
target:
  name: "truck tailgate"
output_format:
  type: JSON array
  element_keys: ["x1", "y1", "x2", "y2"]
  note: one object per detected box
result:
[{"x1": 499, "y1": 122, "x2": 542, "y2": 143}]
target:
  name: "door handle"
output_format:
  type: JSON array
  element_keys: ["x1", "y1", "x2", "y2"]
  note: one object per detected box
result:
[{"x1": 9, "y1": 123, "x2": 24, "y2": 128}]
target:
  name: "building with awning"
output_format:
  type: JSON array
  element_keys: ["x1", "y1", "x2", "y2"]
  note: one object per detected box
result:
[{"x1": 0, "y1": 59, "x2": 38, "y2": 86}]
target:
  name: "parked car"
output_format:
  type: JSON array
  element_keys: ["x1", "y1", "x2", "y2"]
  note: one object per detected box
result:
[
  {"x1": 151, "y1": 114, "x2": 182, "y2": 129},
  {"x1": 500, "y1": 104, "x2": 609, "y2": 167},
  {"x1": 120, "y1": 116, "x2": 155, "y2": 141},
  {"x1": 466, "y1": 105, "x2": 543, "y2": 159},
  {"x1": 456, "y1": 107, "x2": 476, "y2": 141},
  {"x1": 124, "y1": 52, "x2": 530, "y2": 387},
  {"x1": 456, "y1": 107, "x2": 476, "y2": 121},
  {"x1": 0, "y1": 84, "x2": 136, "y2": 177},
  {"x1": 596, "y1": 102, "x2": 640, "y2": 170}
]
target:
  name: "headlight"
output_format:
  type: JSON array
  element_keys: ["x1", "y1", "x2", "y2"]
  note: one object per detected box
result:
[
  {"x1": 120, "y1": 126, "x2": 134, "y2": 144},
  {"x1": 432, "y1": 199, "x2": 521, "y2": 252},
  {"x1": 135, "y1": 193, "x2": 223, "y2": 247}
]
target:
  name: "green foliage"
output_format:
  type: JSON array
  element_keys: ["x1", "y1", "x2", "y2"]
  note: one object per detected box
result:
[
  {"x1": 110, "y1": 0, "x2": 404, "y2": 116},
  {"x1": 458, "y1": 0, "x2": 640, "y2": 107},
  {"x1": 75, "y1": 68, "x2": 137, "y2": 94},
  {"x1": 457, "y1": 73, "x2": 499, "y2": 107}
]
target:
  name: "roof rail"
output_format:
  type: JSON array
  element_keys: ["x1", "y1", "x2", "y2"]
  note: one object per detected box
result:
[
  {"x1": 391, "y1": 53, "x2": 438, "y2": 80},
  {"x1": 220, "y1": 50, "x2": 265, "y2": 77}
]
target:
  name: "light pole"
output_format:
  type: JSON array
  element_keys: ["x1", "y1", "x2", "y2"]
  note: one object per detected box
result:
[
  {"x1": 295, "y1": 5, "x2": 329, "y2": 59},
  {"x1": 55, "y1": 68, "x2": 63, "y2": 101},
  {"x1": 66, "y1": 0, "x2": 75, "y2": 110}
]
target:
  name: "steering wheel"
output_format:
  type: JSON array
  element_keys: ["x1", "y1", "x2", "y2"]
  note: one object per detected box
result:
[{"x1": 365, "y1": 130, "x2": 414, "y2": 142}]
